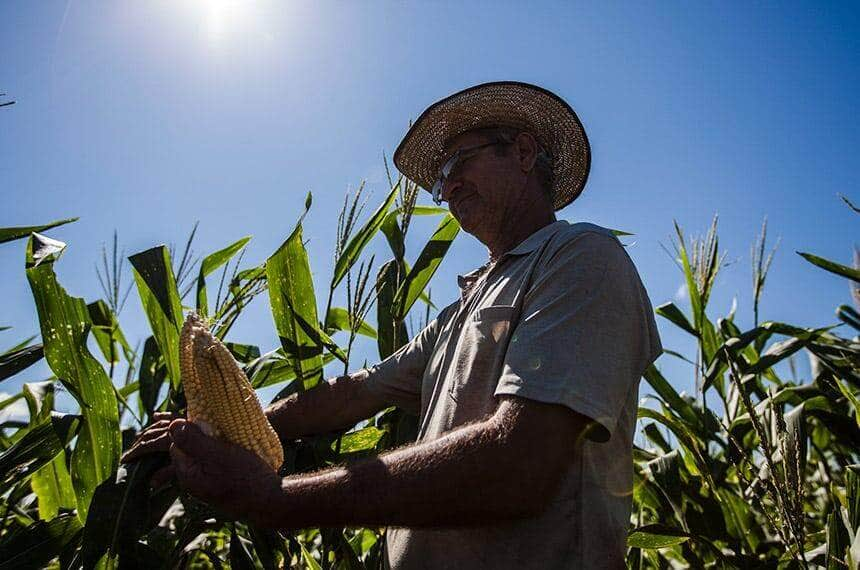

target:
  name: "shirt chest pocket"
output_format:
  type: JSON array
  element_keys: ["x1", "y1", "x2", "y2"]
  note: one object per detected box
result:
[{"x1": 449, "y1": 305, "x2": 517, "y2": 403}]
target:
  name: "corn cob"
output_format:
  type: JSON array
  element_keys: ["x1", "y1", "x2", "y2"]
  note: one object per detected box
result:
[{"x1": 179, "y1": 313, "x2": 284, "y2": 471}]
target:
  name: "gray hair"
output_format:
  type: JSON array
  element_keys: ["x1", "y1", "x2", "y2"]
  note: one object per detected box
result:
[{"x1": 467, "y1": 125, "x2": 554, "y2": 200}]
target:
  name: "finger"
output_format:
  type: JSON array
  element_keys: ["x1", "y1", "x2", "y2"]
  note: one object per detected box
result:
[
  {"x1": 128, "y1": 419, "x2": 173, "y2": 446},
  {"x1": 149, "y1": 465, "x2": 176, "y2": 490},
  {"x1": 121, "y1": 429, "x2": 172, "y2": 463}
]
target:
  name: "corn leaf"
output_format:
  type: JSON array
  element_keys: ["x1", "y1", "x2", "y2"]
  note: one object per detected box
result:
[
  {"x1": 643, "y1": 364, "x2": 701, "y2": 430},
  {"x1": 87, "y1": 299, "x2": 133, "y2": 364},
  {"x1": 332, "y1": 182, "x2": 399, "y2": 289},
  {"x1": 129, "y1": 246, "x2": 184, "y2": 388},
  {"x1": 0, "y1": 513, "x2": 83, "y2": 570},
  {"x1": 797, "y1": 251, "x2": 860, "y2": 283},
  {"x1": 333, "y1": 426, "x2": 385, "y2": 454},
  {"x1": 0, "y1": 343, "x2": 43, "y2": 383},
  {"x1": 19, "y1": 381, "x2": 77, "y2": 520},
  {"x1": 324, "y1": 307, "x2": 377, "y2": 339},
  {"x1": 300, "y1": 543, "x2": 322, "y2": 570},
  {"x1": 137, "y1": 336, "x2": 166, "y2": 421},
  {"x1": 0, "y1": 412, "x2": 80, "y2": 489},
  {"x1": 392, "y1": 213, "x2": 459, "y2": 320},
  {"x1": 673, "y1": 221, "x2": 704, "y2": 332},
  {"x1": 655, "y1": 302, "x2": 698, "y2": 337},
  {"x1": 267, "y1": 214, "x2": 325, "y2": 391},
  {"x1": 0, "y1": 217, "x2": 78, "y2": 245},
  {"x1": 196, "y1": 235, "x2": 252, "y2": 316},
  {"x1": 31, "y1": 452, "x2": 75, "y2": 521},
  {"x1": 26, "y1": 234, "x2": 120, "y2": 521},
  {"x1": 79, "y1": 457, "x2": 169, "y2": 570},
  {"x1": 837, "y1": 304, "x2": 860, "y2": 332},
  {"x1": 627, "y1": 524, "x2": 691, "y2": 549},
  {"x1": 638, "y1": 407, "x2": 717, "y2": 493},
  {"x1": 376, "y1": 260, "x2": 408, "y2": 360}
]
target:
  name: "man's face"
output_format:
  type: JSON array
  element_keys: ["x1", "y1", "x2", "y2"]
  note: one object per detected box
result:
[{"x1": 437, "y1": 130, "x2": 527, "y2": 243}]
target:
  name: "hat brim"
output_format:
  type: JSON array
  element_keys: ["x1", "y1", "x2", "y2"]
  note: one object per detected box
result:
[{"x1": 393, "y1": 81, "x2": 591, "y2": 211}]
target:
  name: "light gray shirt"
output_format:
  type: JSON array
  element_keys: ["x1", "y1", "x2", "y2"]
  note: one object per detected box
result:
[{"x1": 364, "y1": 220, "x2": 663, "y2": 569}]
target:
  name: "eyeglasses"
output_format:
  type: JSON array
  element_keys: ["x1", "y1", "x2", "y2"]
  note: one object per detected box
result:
[{"x1": 430, "y1": 140, "x2": 509, "y2": 205}]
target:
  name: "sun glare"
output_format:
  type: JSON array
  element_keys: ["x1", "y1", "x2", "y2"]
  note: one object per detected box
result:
[{"x1": 193, "y1": 0, "x2": 270, "y2": 48}]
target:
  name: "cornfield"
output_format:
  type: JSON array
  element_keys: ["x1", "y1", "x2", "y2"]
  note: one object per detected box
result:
[{"x1": 0, "y1": 174, "x2": 858, "y2": 568}]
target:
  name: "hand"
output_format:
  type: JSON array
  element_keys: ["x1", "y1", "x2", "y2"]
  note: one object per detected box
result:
[
  {"x1": 122, "y1": 412, "x2": 182, "y2": 463},
  {"x1": 167, "y1": 419, "x2": 286, "y2": 528}
]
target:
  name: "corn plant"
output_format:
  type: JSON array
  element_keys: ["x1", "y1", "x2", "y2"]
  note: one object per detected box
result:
[
  {"x1": 0, "y1": 173, "x2": 458, "y2": 568},
  {"x1": 628, "y1": 198, "x2": 860, "y2": 568},
  {"x1": 3, "y1": 177, "x2": 858, "y2": 568}
]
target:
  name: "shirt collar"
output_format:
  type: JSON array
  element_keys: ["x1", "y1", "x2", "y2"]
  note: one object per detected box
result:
[
  {"x1": 502, "y1": 220, "x2": 568, "y2": 257},
  {"x1": 455, "y1": 220, "x2": 568, "y2": 296}
]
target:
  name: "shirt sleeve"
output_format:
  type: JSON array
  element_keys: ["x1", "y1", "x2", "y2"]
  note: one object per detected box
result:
[
  {"x1": 494, "y1": 231, "x2": 662, "y2": 443},
  {"x1": 362, "y1": 304, "x2": 454, "y2": 416}
]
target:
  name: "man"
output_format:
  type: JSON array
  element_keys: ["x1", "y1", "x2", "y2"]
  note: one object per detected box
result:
[{"x1": 124, "y1": 81, "x2": 663, "y2": 569}]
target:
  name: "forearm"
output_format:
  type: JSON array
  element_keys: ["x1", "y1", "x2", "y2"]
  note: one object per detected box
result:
[
  {"x1": 260, "y1": 415, "x2": 546, "y2": 530},
  {"x1": 264, "y1": 369, "x2": 385, "y2": 441}
]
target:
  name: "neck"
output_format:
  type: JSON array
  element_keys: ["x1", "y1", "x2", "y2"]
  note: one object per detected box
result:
[{"x1": 486, "y1": 206, "x2": 556, "y2": 262}]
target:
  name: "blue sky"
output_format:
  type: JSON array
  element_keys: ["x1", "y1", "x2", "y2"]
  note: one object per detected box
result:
[{"x1": 1, "y1": 1, "x2": 858, "y2": 425}]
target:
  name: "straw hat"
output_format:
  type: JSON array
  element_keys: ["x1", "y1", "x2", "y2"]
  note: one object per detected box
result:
[{"x1": 393, "y1": 81, "x2": 591, "y2": 211}]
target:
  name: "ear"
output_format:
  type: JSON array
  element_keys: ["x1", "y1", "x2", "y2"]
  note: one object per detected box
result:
[{"x1": 514, "y1": 132, "x2": 539, "y2": 173}]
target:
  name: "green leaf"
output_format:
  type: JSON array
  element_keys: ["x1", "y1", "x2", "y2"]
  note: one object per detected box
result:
[
  {"x1": 392, "y1": 213, "x2": 460, "y2": 320},
  {"x1": 300, "y1": 543, "x2": 322, "y2": 570},
  {"x1": 638, "y1": 407, "x2": 717, "y2": 493},
  {"x1": 0, "y1": 513, "x2": 83, "y2": 570},
  {"x1": 225, "y1": 342, "x2": 261, "y2": 363},
  {"x1": 129, "y1": 246, "x2": 184, "y2": 388},
  {"x1": 716, "y1": 489, "x2": 758, "y2": 550},
  {"x1": 325, "y1": 307, "x2": 378, "y2": 339},
  {"x1": 80, "y1": 457, "x2": 169, "y2": 570},
  {"x1": 0, "y1": 217, "x2": 78, "y2": 245},
  {"x1": 376, "y1": 260, "x2": 408, "y2": 360},
  {"x1": 138, "y1": 337, "x2": 166, "y2": 420},
  {"x1": 266, "y1": 219, "x2": 324, "y2": 391},
  {"x1": 837, "y1": 304, "x2": 860, "y2": 332},
  {"x1": 833, "y1": 378, "x2": 860, "y2": 427},
  {"x1": 332, "y1": 182, "x2": 399, "y2": 289},
  {"x1": 31, "y1": 452, "x2": 76, "y2": 521},
  {"x1": 380, "y1": 210, "x2": 405, "y2": 261},
  {"x1": 0, "y1": 343, "x2": 43, "y2": 383},
  {"x1": 627, "y1": 524, "x2": 691, "y2": 549},
  {"x1": 673, "y1": 221, "x2": 704, "y2": 333},
  {"x1": 196, "y1": 236, "x2": 252, "y2": 316},
  {"x1": 655, "y1": 302, "x2": 698, "y2": 337},
  {"x1": 643, "y1": 365, "x2": 701, "y2": 430},
  {"x1": 246, "y1": 348, "x2": 295, "y2": 389},
  {"x1": 20, "y1": 382, "x2": 77, "y2": 520},
  {"x1": 26, "y1": 237, "x2": 121, "y2": 521},
  {"x1": 87, "y1": 299, "x2": 134, "y2": 364},
  {"x1": 0, "y1": 413, "x2": 80, "y2": 489},
  {"x1": 333, "y1": 426, "x2": 385, "y2": 454},
  {"x1": 1, "y1": 335, "x2": 37, "y2": 356},
  {"x1": 797, "y1": 251, "x2": 860, "y2": 283}
]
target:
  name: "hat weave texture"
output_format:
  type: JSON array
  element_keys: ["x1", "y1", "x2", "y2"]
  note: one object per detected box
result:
[{"x1": 393, "y1": 81, "x2": 591, "y2": 211}]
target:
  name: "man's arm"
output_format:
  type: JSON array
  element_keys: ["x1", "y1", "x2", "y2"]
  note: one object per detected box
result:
[
  {"x1": 265, "y1": 369, "x2": 388, "y2": 441},
  {"x1": 168, "y1": 394, "x2": 591, "y2": 529}
]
